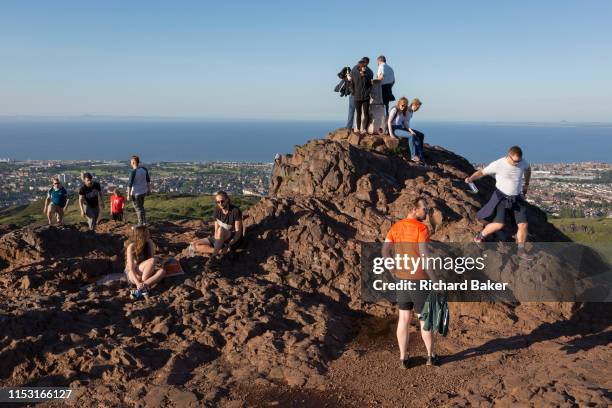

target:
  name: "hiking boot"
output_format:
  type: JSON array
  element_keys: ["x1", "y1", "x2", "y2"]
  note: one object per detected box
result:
[
  {"x1": 186, "y1": 244, "x2": 195, "y2": 258},
  {"x1": 474, "y1": 233, "x2": 486, "y2": 248},
  {"x1": 141, "y1": 289, "x2": 150, "y2": 300},
  {"x1": 426, "y1": 355, "x2": 440, "y2": 366},
  {"x1": 204, "y1": 257, "x2": 221, "y2": 272},
  {"x1": 400, "y1": 359, "x2": 410, "y2": 370},
  {"x1": 517, "y1": 249, "x2": 533, "y2": 261}
]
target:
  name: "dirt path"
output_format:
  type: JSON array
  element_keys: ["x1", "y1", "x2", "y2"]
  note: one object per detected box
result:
[{"x1": 235, "y1": 307, "x2": 611, "y2": 408}]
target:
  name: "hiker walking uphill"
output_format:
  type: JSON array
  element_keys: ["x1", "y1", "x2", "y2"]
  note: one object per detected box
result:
[
  {"x1": 43, "y1": 177, "x2": 69, "y2": 225},
  {"x1": 466, "y1": 145, "x2": 532, "y2": 259},
  {"x1": 127, "y1": 155, "x2": 151, "y2": 226},
  {"x1": 78, "y1": 173, "x2": 103, "y2": 231},
  {"x1": 382, "y1": 197, "x2": 441, "y2": 368}
]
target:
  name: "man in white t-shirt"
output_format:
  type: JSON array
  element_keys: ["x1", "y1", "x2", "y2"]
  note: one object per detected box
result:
[
  {"x1": 376, "y1": 55, "x2": 396, "y2": 120},
  {"x1": 465, "y1": 146, "x2": 532, "y2": 259}
]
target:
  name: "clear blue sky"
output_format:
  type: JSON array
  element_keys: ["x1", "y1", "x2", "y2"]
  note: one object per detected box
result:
[{"x1": 1, "y1": 1, "x2": 611, "y2": 122}]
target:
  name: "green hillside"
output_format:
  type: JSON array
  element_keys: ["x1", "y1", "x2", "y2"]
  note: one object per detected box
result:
[
  {"x1": 549, "y1": 217, "x2": 612, "y2": 243},
  {"x1": 0, "y1": 193, "x2": 261, "y2": 227}
]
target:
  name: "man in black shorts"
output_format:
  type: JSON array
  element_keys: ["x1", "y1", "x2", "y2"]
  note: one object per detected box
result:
[
  {"x1": 466, "y1": 145, "x2": 532, "y2": 259},
  {"x1": 382, "y1": 197, "x2": 439, "y2": 368},
  {"x1": 189, "y1": 191, "x2": 243, "y2": 262}
]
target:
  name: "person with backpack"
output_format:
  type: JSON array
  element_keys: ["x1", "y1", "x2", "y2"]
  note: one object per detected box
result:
[
  {"x1": 351, "y1": 57, "x2": 374, "y2": 134},
  {"x1": 336, "y1": 66, "x2": 354, "y2": 130},
  {"x1": 110, "y1": 189, "x2": 126, "y2": 222},
  {"x1": 388, "y1": 97, "x2": 426, "y2": 164},
  {"x1": 43, "y1": 177, "x2": 69, "y2": 225},
  {"x1": 127, "y1": 155, "x2": 151, "y2": 226}
]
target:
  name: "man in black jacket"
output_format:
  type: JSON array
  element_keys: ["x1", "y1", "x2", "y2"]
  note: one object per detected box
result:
[
  {"x1": 335, "y1": 66, "x2": 354, "y2": 129},
  {"x1": 351, "y1": 57, "x2": 374, "y2": 134}
]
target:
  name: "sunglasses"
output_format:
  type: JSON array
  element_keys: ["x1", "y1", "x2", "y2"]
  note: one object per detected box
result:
[
  {"x1": 53, "y1": 183, "x2": 60, "y2": 185},
  {"x1": 216, "y1": 200, "x2": 226, "y2": 204},
  {"x1": 508, "y1": 156, "x2": 521, "y2": 164}
]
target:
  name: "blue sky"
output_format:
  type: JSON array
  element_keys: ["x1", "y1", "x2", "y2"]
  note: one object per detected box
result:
[{"x1": 1, "y1": 1, "x2": 611, "y2": 121}]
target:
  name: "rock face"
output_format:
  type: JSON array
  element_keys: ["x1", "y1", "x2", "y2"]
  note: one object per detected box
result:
[
  {"x1": 258, "y1": 129, "x2": 568, "y2": 310},
  {"x1": 0, "y1": 129, "x2": 607, "y2": 407}
]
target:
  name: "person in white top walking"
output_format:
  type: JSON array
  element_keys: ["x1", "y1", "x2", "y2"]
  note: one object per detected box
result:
[
  {"x1": 127, "y1": 155, "x2": 151, "y2": 226},
  {"x1": 465, "y1": 146, "x2": 533, "y2": 259}
]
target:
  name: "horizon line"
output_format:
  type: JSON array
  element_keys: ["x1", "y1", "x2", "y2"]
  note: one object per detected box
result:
[{"x1": 1, "y1": 115, "x2": 612, "y2": 126}]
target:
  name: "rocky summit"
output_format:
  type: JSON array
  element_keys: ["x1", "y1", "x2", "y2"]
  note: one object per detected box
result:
[{"x1": 0, "y1": 129, "x2": 610, "y2": 407}]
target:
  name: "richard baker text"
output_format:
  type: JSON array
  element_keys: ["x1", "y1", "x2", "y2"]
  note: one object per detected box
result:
[{"x1": 372, "y1": 279, "x2": 509, "y2": 292}]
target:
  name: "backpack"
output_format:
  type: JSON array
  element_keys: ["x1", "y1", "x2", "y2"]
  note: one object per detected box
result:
[{"x1": 162, "y1": 257, "x2": 184, "y2": 277}]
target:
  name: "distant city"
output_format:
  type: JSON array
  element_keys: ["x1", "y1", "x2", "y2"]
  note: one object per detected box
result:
[
  {"x1": 0, "y1": 160, "x2": 272, "y2": 209},
  {"x1": 0, "y1": 160, "x2": 610, "y2": 219},
  {"x1": 526, "y1": 162, "x2": 611, "y2": 218}
]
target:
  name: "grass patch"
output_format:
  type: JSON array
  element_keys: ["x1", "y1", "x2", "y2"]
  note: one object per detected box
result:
[
  {"x1": 0, "y1": 193, "x2": 261, "y2": 227},
  {"x1": 549, "y1": 217, "x2": 612, "y2": 243}
]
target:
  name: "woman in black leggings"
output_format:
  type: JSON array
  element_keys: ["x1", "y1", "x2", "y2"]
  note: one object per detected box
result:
[{"x1": 351, "y1": 59, "x2": 373, "y2": 134}]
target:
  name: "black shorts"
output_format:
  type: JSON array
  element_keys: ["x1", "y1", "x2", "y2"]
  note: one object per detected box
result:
[
  {"x1": 208, "y1": 234, "x2": 244, "y2": 250},
  {"x1": 492, "y1": 197, "x2": 528, "y2": 224},
  {"x1": 112, "y1": 212, "x2": 123, "y2": 221},
  {"x1": 381, "y1": 83, "x2": 395, "y2": 104},
  {"x1": 396, "y1": 280, "x2": 430, "y2": 313}
]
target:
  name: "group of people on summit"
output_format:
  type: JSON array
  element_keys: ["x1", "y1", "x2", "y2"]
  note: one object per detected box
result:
[
  {"x1": 336, "y1": 56, "x2": 426, "y2": 164},
  {"x1": 337, "y1": 55, "x2": 533, "y2": 368}
]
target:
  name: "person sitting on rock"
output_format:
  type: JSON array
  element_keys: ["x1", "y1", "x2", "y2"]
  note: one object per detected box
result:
[
  {"x1": 43, "y1": 177, "x2": 69, "y2": 225},
  {"x1": 125, "y1": 225, "x2": 166, "y2": 299},
  {"x1": 465, "y1": 145, "x2": 532, "y2": 260},
  {"x1": 188, "y1": 190, "x2": 243, "y2": 263},
  {"x1": 382, "y1": 196, "x2": 440, "y2": 368},
  {"x1": 388, "y1": 97, "x2": 425, "y2": 164}
]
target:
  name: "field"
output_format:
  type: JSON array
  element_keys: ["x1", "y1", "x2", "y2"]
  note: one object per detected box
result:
[
  {"x1": 0, "y1": 193, "x2": 261, "y2": 227},
  {"x1": 549, "y1": 217, "x2": 612, "y2": 243}
]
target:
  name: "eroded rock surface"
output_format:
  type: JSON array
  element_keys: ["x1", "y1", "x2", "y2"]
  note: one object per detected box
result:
[{"x1": 0, "y1": 129, "x2": 608, "y2": 407}]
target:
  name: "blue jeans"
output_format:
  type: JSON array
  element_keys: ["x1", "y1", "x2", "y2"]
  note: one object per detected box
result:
[
  {"x1": 346, "y1": 95, "x2": 355, "y2": 129},
  {"x1": 391, "y1": 126, "x2": 425, "y2": 158}
]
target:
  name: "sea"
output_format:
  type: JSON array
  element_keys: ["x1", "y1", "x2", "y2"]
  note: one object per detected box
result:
[{"x1": 0, "y1": 119, "x2": 610, "y2": 164}]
